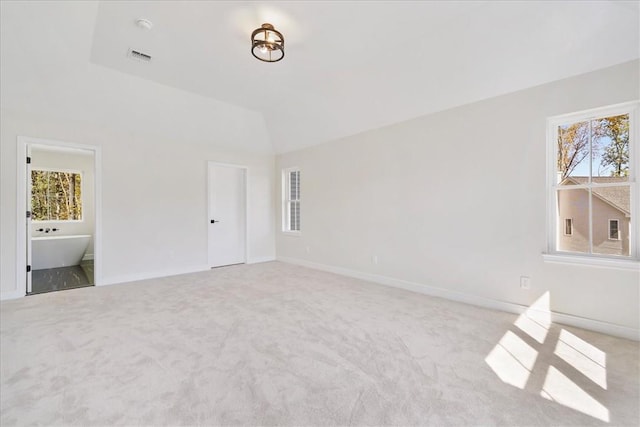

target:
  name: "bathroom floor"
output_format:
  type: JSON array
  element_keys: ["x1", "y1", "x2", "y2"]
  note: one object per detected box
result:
[{"x1": 31, "y1": 260, "x2": 94, "y2": 295}]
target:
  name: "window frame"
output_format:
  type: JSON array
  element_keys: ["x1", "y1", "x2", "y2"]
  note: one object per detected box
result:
[
  {"x1": 282, "y1": 167, "x2": 301, "y2": 234},
  {"x1": 545, "y1": 101, "x2": 639, "y2": 269},
  {"x1": 30, "y1": 167, "x2": 84, "y2": 223}
]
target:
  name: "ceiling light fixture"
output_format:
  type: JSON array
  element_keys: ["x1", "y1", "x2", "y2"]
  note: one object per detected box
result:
[{"x1": 251, "y1": 23, "x2": 284, "y2": 63}]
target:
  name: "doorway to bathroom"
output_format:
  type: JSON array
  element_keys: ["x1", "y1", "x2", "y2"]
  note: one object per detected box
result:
[{"x1": 17, "y1": 137, "x2": 101, "y2": 295}]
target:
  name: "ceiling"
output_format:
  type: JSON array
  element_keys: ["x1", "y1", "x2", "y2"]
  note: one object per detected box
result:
[{"x1": 2, "y1": 1, "x2": 639, "y2": 153}]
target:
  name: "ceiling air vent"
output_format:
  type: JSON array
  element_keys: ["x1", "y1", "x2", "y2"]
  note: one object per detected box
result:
[{"x1": 127, "y1": 49, "x2": 152, "y2": 62}]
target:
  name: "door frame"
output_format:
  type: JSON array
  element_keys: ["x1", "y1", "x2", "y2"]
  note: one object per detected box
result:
[
  {"x1": 16, "y1": 136, "x2": 102, "y2": 296},
  {"x1": 25, "y1": 144, "x2": 32, "y2": 294},
  {"x1": 207, "y1": 161, "x2": 249, "y2": 267}
]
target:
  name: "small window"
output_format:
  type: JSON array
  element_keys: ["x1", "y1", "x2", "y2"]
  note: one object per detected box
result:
[
  {"x1": 609, "y1": 219, "x2": 620, "y2": 240},
  {"x1": 283, "y1": 168, "x2": 300, "y2": 232},
  {"x1": 564, "y1": 218, "x2": 573, "y2": 236},
  {"x1": 31, "y1": 169, "x2": 83, "y2": 221}
]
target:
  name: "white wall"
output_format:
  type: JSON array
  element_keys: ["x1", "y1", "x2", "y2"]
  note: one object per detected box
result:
[
  {"x1": 277, "y1": 60, "x2": 640, "y2": 336},
  {"x1": 1, "y1": 108, "x2": 276, "y2": 297},
  {"x1": 30, "y1": 148, "x2": 96, "y2": 257}
]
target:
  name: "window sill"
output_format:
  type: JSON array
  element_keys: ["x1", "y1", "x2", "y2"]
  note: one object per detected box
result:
[
  {"x1": 542, "y1": 253, "x2": 640, "y2": 271},
  {"x1": 281, "y1": 231, "x2": 301, "y2": 237}
]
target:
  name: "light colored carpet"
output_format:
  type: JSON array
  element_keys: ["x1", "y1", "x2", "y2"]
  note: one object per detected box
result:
[{"x1": 1, "y1": 261, "x2": 638, "y2": 426}]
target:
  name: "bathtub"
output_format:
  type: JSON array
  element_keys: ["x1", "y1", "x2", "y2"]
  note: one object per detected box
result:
[{"x1": 31, "y1": 234, "x2": 91, "y2": 270}]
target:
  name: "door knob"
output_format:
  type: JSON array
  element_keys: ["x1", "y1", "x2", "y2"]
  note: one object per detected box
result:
[{"x1": 210, "y1": 219, "x2": 219, "y2": 224}]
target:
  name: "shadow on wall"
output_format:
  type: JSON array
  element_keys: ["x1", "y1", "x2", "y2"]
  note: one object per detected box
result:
[{"x1": 485, "y1": 292, "x2": 611, "y2": 422}]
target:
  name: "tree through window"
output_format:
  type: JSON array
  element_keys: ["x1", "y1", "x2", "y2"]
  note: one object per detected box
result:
[{"x1": 31, "y1": 170, "x2": 83, "y2": 221}]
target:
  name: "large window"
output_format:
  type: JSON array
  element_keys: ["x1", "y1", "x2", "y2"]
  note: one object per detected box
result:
[
  {"x1": 283, "y1": 168, "x2": 300, "y2": 232},
  {"x1": 31, "y1": 169, "x2": 83, "y2": 221},
  {"x1": 547, "y1": 102, "x2": 637, "y2": 261}
]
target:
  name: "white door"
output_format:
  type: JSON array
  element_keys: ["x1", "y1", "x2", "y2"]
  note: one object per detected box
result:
[{"x1": 208, "y1": 163, "x2": 246, "y2": 268}]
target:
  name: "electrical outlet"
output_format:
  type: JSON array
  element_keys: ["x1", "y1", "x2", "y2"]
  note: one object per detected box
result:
[
  {"x1": 372, "y1": 255, "x2": 378, "y2": 265},
  {"x1": 305, "y1": 246, "x2": 311, "y2": 254},
  {"x1": 520, "y1": 276, "x2": 531, "y2": 290}
]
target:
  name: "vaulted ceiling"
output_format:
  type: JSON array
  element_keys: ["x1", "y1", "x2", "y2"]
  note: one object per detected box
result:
[{"x1": 2, "y1": 1, "x2": 639, "y2": 153}]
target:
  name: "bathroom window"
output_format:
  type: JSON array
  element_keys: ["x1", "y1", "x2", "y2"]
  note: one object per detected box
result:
[{"x1": 31, "y1": 169, "x2": 83, "y2": 221}]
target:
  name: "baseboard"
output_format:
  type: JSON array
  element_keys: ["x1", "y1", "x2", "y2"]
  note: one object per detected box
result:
[
  {"x1": 247, "y1": 256, "x2": 276, "y2": 264},
  {"x1": 0, "y1": 289, "x2": 26, "y2": 301},
  {"x1": 277, "y1": 256, "x2": 639, "y2": 341},
  {"x1": 100, "y1": 265, "x2": 211, "y2": 287},
  {"x1": 82, "y1": 254, "x2": 94, "y2": 261}
]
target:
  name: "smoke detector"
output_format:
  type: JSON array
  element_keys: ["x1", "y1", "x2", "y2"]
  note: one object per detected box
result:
[{"x1": 136, "y1": 18, "x2": 153, "y2": 30}]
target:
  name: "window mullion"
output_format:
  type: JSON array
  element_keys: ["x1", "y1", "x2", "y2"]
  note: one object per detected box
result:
[
  {"x1": 46, "y1": 172, "x2": 51, "y2": 221},
  {"x1": 589, "y1": 119, "x2": 595, "y2": 184},
  {"x1": 588, "y1": 188, "x2": 593, "y2": 255},
  {"x1": 588, "y1": 119, "x2": 593, "y2": 254}
]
